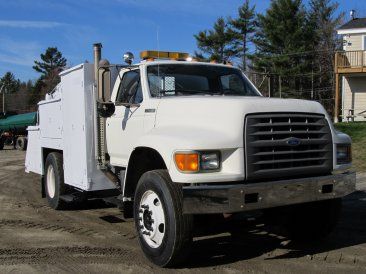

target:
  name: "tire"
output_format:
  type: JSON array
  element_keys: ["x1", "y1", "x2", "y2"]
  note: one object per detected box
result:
[
  {"x1": 283, "y1": 198, "x2": 342, "y2": 242},
  {"x1": 16, "y1": 137, "x2": 27, "y2": 151},
  {"x1": 45, "y1": 152, "x2": 66, "y2": 210},
  {"x1": 134, "y1": 170, "x2": 193, "y2": 267}
]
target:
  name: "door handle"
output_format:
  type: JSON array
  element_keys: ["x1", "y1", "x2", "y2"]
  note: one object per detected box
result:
[{"x1": 145, "y1": 108, "x2": 156, "y2": 113}]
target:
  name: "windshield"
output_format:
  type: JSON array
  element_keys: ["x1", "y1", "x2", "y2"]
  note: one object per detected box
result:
[{"x1": 147, "y1": 64, "x2": 260, "y2": 97}]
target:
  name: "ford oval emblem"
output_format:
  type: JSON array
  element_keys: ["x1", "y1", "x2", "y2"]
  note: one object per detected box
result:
[{"x1": 287, "y1": 137, "x2": 301, "y2": 146}]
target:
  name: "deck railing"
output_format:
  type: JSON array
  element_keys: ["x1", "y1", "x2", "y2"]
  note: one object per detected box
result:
[
  {"x1": 335, "y1": 50, "x2": 366, "y2": 72},
  {"x1": 334, "y1": 50, "x2": 366, "y2": 122}
]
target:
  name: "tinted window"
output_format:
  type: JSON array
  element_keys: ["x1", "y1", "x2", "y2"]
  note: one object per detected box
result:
[
  {"x1": 220, "y1": 74, "x2": 248, "y2": 95},
  {"x1": 116, "y1": 70, "x2": 143, "y2": 104},
  {"x1": 134, "y1": 82, "x2": 143, "y2": 104},
  {"x1": 147, "y1": 64, "x2": 259, "y2": 97}
]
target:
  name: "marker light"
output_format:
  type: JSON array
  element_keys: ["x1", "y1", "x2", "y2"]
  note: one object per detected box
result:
[
  {"x1": 337, "y1": 145, "x2": 352, "y2": 164},
  {"x1": 175, "y1": 153, "x2": 199, "y2": 172},
  {"x1": 174, "y1": 151, "x2": 221, "y2": 173}
]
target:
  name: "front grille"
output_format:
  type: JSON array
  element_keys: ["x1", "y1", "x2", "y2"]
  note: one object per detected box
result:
[{"x1": 245, "y1": 113, "x2": 333, "y2": 181}]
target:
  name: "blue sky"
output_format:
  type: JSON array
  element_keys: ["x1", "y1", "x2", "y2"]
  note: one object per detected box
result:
[{"x1": 0, "y1": 0, "x2": 365, "y2": 81}]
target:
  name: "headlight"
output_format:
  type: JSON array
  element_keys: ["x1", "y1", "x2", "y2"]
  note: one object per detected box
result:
[
  {"x1": 200, "y1": 152, "x2": 220, "y2": 170},
  {"x1": 337, "y1": 144, "x2": 352, "y2": 164},
  {"x1": 174, "y1": 151, "x2": 221, "y2": 172}
]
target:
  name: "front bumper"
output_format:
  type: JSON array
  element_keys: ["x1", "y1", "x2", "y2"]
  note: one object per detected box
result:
[{"x1": 182, "y1": 171, "x2": 356, "y2": 214}]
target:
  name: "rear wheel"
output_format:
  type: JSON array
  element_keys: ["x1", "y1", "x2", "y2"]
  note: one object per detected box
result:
[
  {"x1": 283, "y1": 198, "x2": 342, "y2": 242},
  {"x1": 45, "y1": 152, "x2": 66, "y2": 210},
  {"x1": 134, "y1": 170, "x2": 193, "y2": 267},
  {"x1": 16, "y1": 137, "x2": 27, "y2": 151},
  {"x1": 5, "y1": 137, "x2": 13, "y2": 146}
]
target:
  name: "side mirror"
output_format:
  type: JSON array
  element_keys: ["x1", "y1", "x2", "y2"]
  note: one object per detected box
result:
[{"x1": 97, "y1": 100, "x2": 115, "y2": 118}]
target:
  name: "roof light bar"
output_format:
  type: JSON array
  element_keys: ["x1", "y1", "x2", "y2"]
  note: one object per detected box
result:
[{"x1": 140, "y1": 50, "x2": 189, "y2": 61}]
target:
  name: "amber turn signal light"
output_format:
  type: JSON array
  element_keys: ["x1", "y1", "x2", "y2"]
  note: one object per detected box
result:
[{"x1": 174, "y1": 153, "x2": 199, "y2": 172}]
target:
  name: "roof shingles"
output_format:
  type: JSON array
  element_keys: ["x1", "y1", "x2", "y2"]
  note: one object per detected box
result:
[{"x1": 339, "y1": 18, "x2": 366, "y2": 30}]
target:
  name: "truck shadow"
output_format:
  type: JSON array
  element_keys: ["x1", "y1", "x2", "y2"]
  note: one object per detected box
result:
[
  {"x1": 66, "y1": 199, "x2": 115, "y2": 211},
  {"x1": 186, "y1": 190, "x2": 366, "y2": 268},
  {"x1": 1, "y1": 146, "x2": 16, "y2": 150}
]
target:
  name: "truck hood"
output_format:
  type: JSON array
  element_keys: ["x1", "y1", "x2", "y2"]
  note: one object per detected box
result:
[{"x1": 154, "y1": 96, "x2": 331, "y2": 149}]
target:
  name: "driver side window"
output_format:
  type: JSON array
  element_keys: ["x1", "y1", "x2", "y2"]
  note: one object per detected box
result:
[
  {"x1": 220, "y1": 74, "x2": 245, "y2": 94},
  {"x1": 116, "y1": 70, "x2": 143, "y2": 104}
]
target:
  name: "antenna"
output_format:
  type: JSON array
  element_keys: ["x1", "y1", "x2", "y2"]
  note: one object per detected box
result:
[
  {"x1": 157, "y1": 26, "x2": 160, "y2": 59},
  {"x1": 157, "y1": 26, "x2": 162, "y2": 96}
]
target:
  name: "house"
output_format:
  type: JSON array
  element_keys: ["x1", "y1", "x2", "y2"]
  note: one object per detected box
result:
[{"x1": 335, "y1": 14, "x2": 366, "y2": 122}]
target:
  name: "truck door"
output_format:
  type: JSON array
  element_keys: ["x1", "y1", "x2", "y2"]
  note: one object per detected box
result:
[{"x1": 107, "y1": 69, "x2": 144, "y2": 166}]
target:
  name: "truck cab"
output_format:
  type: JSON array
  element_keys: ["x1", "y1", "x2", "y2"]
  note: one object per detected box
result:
[
  {"x1": 25, "y1": 46, "x2": 356, "y2": 267},
  {"x1": 107, "y1": 57, "x2": 353, "y2": 192}
]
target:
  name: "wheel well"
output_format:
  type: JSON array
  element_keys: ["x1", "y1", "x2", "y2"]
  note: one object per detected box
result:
[
  {"x1": 124, "y1": 147, "x2": 167, "y2": 199},
  {"x1": 42, "y1": 148, "x2": 63, "y2": 173},
  {"x1": 41, "y1": 148, "x2": 63, "y2": 198}
]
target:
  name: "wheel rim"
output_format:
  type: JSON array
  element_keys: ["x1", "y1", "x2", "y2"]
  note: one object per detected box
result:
[
  {"x1": 47, "y1": 165, "x2": 56, "y2": 199},
  {"x1": 138, "y1": 190, "x2": 166, "y2": 248}
]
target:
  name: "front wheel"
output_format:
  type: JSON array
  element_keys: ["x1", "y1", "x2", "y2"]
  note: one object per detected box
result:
[{"x1": 134, "y1": 170, "x2": 193, "y2": 267}]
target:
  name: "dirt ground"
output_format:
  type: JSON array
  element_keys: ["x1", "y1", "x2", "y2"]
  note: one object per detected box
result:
[{"x1": 1, "y1": 149, "x2": 366, "y2": 273}]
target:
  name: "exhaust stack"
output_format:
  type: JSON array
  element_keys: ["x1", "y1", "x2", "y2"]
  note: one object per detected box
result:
[
  {"x1": 93, "y1": 43, "x2": 107, "y2": 169},
  {"x1": 93, "y1": 43, "x2": 102, "y2": 87}
]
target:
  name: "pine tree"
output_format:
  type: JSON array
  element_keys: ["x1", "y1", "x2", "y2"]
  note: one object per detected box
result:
[
  {"x1": 28, "y1": 79, "x2": 45, "y2": 107},
  {"x1": 194, "y1": 17, "x2": 238, "y2": 63},
  {"x1": 0, "y1": 72, "x2": 20, "y2": 93},
  {"x1": 253, "y1": 0, "x2": 313, "y2": 97},
  {"x1": 309, "y1": 0, "x2": 343, "y2": 51},
  {"x1": 229, "y1": 0, "x2": 257, "y2": 71},
  {"x1": 31, "y1": 47, "x2": 67, "y2": 106},
  {"x1": 0, "y1": 72, "x2": 20, "y2": 113},
  {"x1": 33, "y1": 47, "x2": 66, "y2": 93},
  {"x1": 308, "y1": 0, "x2": 343, "y2": 100},
  {"x1": 6, "y1": 80, "x2": 34, "y2": 113},
  {"x1": 33, "y1": 47, "x2": 66, "y2": 77}
]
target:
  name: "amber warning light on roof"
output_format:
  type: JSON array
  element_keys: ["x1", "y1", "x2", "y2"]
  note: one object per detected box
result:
[{"x1": 140, "y1": 50, "x2": 189, "y2": 61}]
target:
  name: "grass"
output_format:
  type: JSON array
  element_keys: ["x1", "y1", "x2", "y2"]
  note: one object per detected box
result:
[{"x1": 335, "y1": 122, "x2": 366, "y2": 172}]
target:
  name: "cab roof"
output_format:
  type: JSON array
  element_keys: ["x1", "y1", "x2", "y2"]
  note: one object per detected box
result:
[{"x1": 137, "y1": 60, "x2": 236, "y2": 69}]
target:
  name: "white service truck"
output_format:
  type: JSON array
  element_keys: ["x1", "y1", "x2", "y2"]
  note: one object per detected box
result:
[{"x1": 25, "y1": 43, "x2": 356, "y2": 267}]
